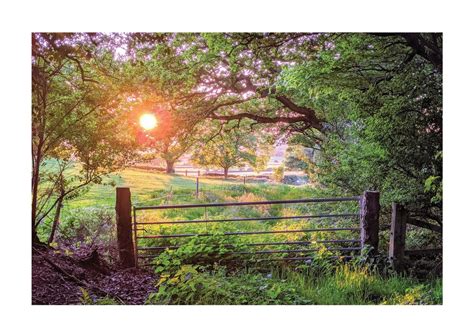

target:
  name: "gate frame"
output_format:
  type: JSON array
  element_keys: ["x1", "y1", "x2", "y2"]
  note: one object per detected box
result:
[{"x1": 116, "y1": 188, "x2": 380, "y2": 268}]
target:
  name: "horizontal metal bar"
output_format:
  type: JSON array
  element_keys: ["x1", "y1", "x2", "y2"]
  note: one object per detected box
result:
[
  {"x1": 254, "y1": 256, "x2": 354, "y2": 262},
  {"x1": 136, "y1": 213, "x2": 359, "y2": 225},
  {"x1": 138, "y1": 255, "x2": 354, "y2": 264},
  {"x1": 137, "y1": 239, "x2": 361, "y2": 252},
  {"x1": 233, "y1": 247, "x2": 361, "y2": 255},
  {"x1": 247, "y1": 239, "x2": 361, "y2": 246},
  {"x1": 136, "y1": 227, "x2": 360, "y2": 239},
  {"x1": 134, "y1": 196, "x2": 360, "y2": 210},
  {"x1": 137, "y1": 249, "x2": 358, "y2": 258}
]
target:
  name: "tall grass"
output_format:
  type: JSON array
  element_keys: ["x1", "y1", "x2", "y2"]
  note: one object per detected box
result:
[{"x1": 274, "y1": 264, "x2": 442, "y2": 305}]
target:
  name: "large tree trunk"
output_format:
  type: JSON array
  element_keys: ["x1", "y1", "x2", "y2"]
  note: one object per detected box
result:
[
  {"x1": 165, "y1": 160, "x2": 175, "y2": 174},
  {"x1": 48, "y1": 195, "x2": 63, "y2": 245},
  {"x1": 224, "y1": 167, "x2": 229, "y2": 179}
]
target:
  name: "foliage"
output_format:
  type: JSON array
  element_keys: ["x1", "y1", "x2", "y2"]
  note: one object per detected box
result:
[
  {"x1": 32, "y1": 33, "x2": 140, "y2": 243},
  {"x1": 140, "y1": 107, "x2": 200, "y2": 173},
  {"x1": 277, "y1": 34, "x2": 442, "y2": 225},
  {"x1": 79, "y1": 288, "x2": 119, "y2": 305},
  {"x1": 191, "y1": 123, "x2": 261, "y2": 177},
  {"x1": 152, "y1": 234, "x2": 247, "y2": 276},
  {"x1": 147, "y1": 261, "x2": 441, "y2": 305},
  {"x1": 147, "y1": 264, "x2": 311, "y2": 305},
  {"x1": 44, "y1": 206, "x2": 117, "y2": 261},
  {"x1": 284, "y1": 146, "x2": 310, "y2": 171}
]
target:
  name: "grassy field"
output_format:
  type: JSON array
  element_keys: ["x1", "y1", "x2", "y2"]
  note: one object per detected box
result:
[{"x1": 64, "y1": 167, "x2": 322, "y2": 209}]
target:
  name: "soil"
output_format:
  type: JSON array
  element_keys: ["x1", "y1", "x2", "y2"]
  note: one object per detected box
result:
[{"x1": 32, "y1": 248, "x2": 156, "y2": 305}]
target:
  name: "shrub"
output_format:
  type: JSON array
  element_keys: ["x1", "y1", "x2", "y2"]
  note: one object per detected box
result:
[
  {"x1": 57, "y1": 206, "x2": 117, "y2": 261},
  {"x1": 147, "y1": 265, "x2": 311, "y2": 305}
]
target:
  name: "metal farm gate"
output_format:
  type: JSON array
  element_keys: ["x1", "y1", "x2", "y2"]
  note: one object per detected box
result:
[{"x1": 115, "y1": 188, "x2": 380, "y2": 268}]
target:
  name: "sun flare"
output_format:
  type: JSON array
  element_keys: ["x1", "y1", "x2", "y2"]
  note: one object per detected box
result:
[{"x1": 139, "y1": 113, "x2": 157, "y2": 130}]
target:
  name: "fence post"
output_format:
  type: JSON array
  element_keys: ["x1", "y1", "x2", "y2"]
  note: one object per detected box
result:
[
  {"x1": 243, "y1": 176, "x2": 246, "y2": 185},
  {"x1": 389, "y1": 203, "x2": 407, "y2": 271},
  {"x1": 196, "y1": 177, "x2": 199, "y2": 198},
  {"x1": 359, "y1": 191, "x2": 380, "y2": 253},
  {"x1": 115, "y1": 187, "x2": 135, "y2": 268},
  {"x1": 185, "y1": 169, "x2": 188, "y2": 177}
]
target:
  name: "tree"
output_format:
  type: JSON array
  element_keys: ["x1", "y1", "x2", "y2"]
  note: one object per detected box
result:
[
  {"x1": 285, "y1": 146, "x2": 310, "y2": 171},
  {"x1": 32, "y1": 33, "x2": 139, "y2": 244},
  {"x1": 141, "y1": 107, "x2": 198, "y2": 173},
  {"x1": 277, "y1": 33, "x2": 442, "y2": 224},
  {"x1": 191, "y1": 123, "x2": 259, "y2": 178}
]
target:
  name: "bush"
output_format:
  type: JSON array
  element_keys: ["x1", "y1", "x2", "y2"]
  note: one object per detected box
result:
[
  {"x1": 57, "y1": 206, "x2": 117, "y2": 261},
  {"x1": 147, "y1": 264, "x2": 311, "y2": 305}
]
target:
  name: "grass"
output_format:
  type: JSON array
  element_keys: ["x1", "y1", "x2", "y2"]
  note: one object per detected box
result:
[
  {"x1": 65, "y1": 168, "x2": 264, "y2": 208},
  {"x1": 277, "y1": 264, "x2": 442, "y2": 305}
]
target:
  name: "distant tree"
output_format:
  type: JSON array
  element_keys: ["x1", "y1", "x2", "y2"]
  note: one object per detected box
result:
[
  {"x1": 285, "y1": 146, "x2": 311, "y2": 171},
  {"x1": 191, "y1": 124, "x2": 259, "y2": 178},
  {"x1": 143, "y1": 108, "x2": 198, "y2": 173}
]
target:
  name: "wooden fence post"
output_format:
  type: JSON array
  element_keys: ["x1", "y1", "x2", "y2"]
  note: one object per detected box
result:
[
  {"x1": 359, "y1": 191, "x2": 380, "y2": 253},
  {"x1": 116, "y1": 187, "x2": 135, "y2": 268},
  {"x1": 389, "y1": 203, "x2": 407, "y2": 271}
]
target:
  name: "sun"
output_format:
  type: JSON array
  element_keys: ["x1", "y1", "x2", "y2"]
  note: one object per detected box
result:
[{"x1": 139, "y1": 113, "x2": 157, "y2": 130}]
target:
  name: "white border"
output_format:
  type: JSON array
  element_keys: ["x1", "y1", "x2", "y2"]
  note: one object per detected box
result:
[{"x1": 1, "y1": 1, "x2": 473, "y2": 333}]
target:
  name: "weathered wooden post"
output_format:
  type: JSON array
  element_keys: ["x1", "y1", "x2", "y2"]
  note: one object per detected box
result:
[
  {"x1": 389, "y1": 203, "x2": 407, "y2": 271},
  {"x1": 243, "y1": 176, "x2": 246, "y2": 185},
  {"x1": 115, "y1": 187, "x2": 135, "y2": 268},
  {"x1": 359, "y1": 191, "x2": 380, "y2": 253},
  {"x1": 185, "y1": 169, "x2": 188, "y2": 177}
]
